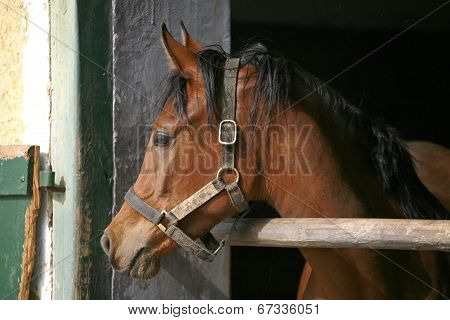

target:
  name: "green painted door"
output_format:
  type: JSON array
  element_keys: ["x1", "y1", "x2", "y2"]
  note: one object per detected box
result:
[{"x1": 0, "y1": 146, "x2": 36, "y2": 299}]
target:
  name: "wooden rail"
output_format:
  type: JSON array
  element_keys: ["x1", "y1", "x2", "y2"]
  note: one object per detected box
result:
[{"x1": 212, "y1": 218, "x2": 450, "y2": 251}]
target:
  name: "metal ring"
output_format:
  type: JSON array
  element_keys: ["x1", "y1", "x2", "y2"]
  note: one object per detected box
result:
[{"x1": 216, "y1": 167, "x2": 239, "y2": 184}]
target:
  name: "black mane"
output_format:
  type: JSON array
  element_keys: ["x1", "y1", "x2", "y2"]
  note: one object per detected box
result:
[{"x1": 155, "y1": 43, "x2": 448, "y2": 220}]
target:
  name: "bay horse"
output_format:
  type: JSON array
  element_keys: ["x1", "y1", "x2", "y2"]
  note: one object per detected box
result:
[
  {"x1": 407, "y1": 141, "x2": 450, "y2": 211},
  {"x1": 102, "y1": 24, "x2": 449, "y2": 299}
]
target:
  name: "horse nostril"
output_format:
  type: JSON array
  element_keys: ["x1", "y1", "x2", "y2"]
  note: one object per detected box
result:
[{"x1": 100, "y1": 233, "x2": 111, "y2": 256}]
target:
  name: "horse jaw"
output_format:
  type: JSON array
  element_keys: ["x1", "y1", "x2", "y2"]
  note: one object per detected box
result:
[{"x1": 129, "y1": 253, "x2": 161, "y2": 279}]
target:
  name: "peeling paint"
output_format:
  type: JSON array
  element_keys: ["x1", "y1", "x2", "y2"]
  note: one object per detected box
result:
[{"x1": 0, "y1": 145, "x2": 32, "y2": 159}]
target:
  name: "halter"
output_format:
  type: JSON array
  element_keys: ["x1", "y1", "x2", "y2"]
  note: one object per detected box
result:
[{"x1": 124, "y1": 58, "x2": 249, "y2": 262}]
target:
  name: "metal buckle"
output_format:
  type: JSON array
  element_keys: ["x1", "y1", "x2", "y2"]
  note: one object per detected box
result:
[
  {"x1": 157, "y1": 210, "x2": 167, "y2": 232},
  {"x1": 218, "y1": 119, "x2": 237, "y2": 145},
  {"x1": 213, "y1": 239, "x2": 227, "y2": 255}
]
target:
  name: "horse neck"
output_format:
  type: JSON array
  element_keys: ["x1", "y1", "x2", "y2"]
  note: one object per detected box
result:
[
  {"x1": 262, "y1": 107, "x2": 403, "y2": 220},
  {"x1": 259, "y1": 108, "x2": 420, "y2": 298}
]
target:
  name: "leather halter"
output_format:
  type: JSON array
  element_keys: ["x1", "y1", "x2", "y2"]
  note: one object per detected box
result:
[{"x1": 124, "y1": 58, "x2": 249, "y2": 262}]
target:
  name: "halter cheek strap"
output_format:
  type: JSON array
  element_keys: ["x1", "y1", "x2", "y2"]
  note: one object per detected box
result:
[{"x1": 124, "y1": 58, "x2": 249, "y2": 262}]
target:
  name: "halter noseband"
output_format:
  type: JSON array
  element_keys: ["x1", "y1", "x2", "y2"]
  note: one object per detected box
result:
[{"x1": 124, "y1": 58, "x2": 249, "y2": 262}]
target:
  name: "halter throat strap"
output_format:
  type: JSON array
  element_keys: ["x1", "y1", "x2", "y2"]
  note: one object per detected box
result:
[{"x1": 124, "y1": 58, "x2": 248, "y2": 262}]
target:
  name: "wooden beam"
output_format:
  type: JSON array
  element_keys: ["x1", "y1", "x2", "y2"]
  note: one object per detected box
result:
[{"x1": 212, "y1": 218, "x2": 450, "y2": 251}]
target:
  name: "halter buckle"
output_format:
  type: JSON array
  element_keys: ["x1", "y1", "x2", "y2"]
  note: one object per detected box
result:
[
  {"x1": 157, "y1": 210, "x2": 168, "y2": 232},
  {"x1": 213, "y1": 239, "x2": 227, "y2": 255},
  {"x1": 218, "y1": 119, "x2": 237, "y2": 145}
]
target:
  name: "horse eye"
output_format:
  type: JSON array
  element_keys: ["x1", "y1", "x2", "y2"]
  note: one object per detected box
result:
[{"x1": 153, "y1": 132, "x2": 172, "y2": 147}]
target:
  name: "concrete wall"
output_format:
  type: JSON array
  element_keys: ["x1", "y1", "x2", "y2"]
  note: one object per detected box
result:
[{"x1": 112, "y1": 0, "x2": 231, "y2": 299}]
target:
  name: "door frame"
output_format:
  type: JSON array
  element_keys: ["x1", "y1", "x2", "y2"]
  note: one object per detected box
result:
[{"x1": 50, "y1": 0, "x2": 112, "y2": 299}]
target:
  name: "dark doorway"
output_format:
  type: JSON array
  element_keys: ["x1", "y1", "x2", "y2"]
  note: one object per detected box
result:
[{"x1": 231, "y1": 203, "x2": 304, "y2": 299}]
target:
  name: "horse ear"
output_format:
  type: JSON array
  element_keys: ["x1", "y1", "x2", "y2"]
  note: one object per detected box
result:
[
  {"x1": 161, "y1": 23, "x2": 199, "y2": 79},
  {"x1": 180, "y1": 21, "x2": 203, "y2": 53}
]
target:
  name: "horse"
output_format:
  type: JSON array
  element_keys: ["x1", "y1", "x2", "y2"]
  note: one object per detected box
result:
[
  {"x1": 101, "y1": 23, "x2": 449, "y2": 299},
  {"x1": 407, "y1": 141, "x2": 450, "y2": 211}
]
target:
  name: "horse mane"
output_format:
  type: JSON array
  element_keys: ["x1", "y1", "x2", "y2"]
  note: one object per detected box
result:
[{"x1": 155, "y1": 42, "x2": 448, "y2": 221}]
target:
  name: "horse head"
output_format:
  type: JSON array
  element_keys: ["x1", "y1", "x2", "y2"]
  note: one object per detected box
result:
[{"x1": 101, "y1": 24, "x2": 265, "y2": 279}]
